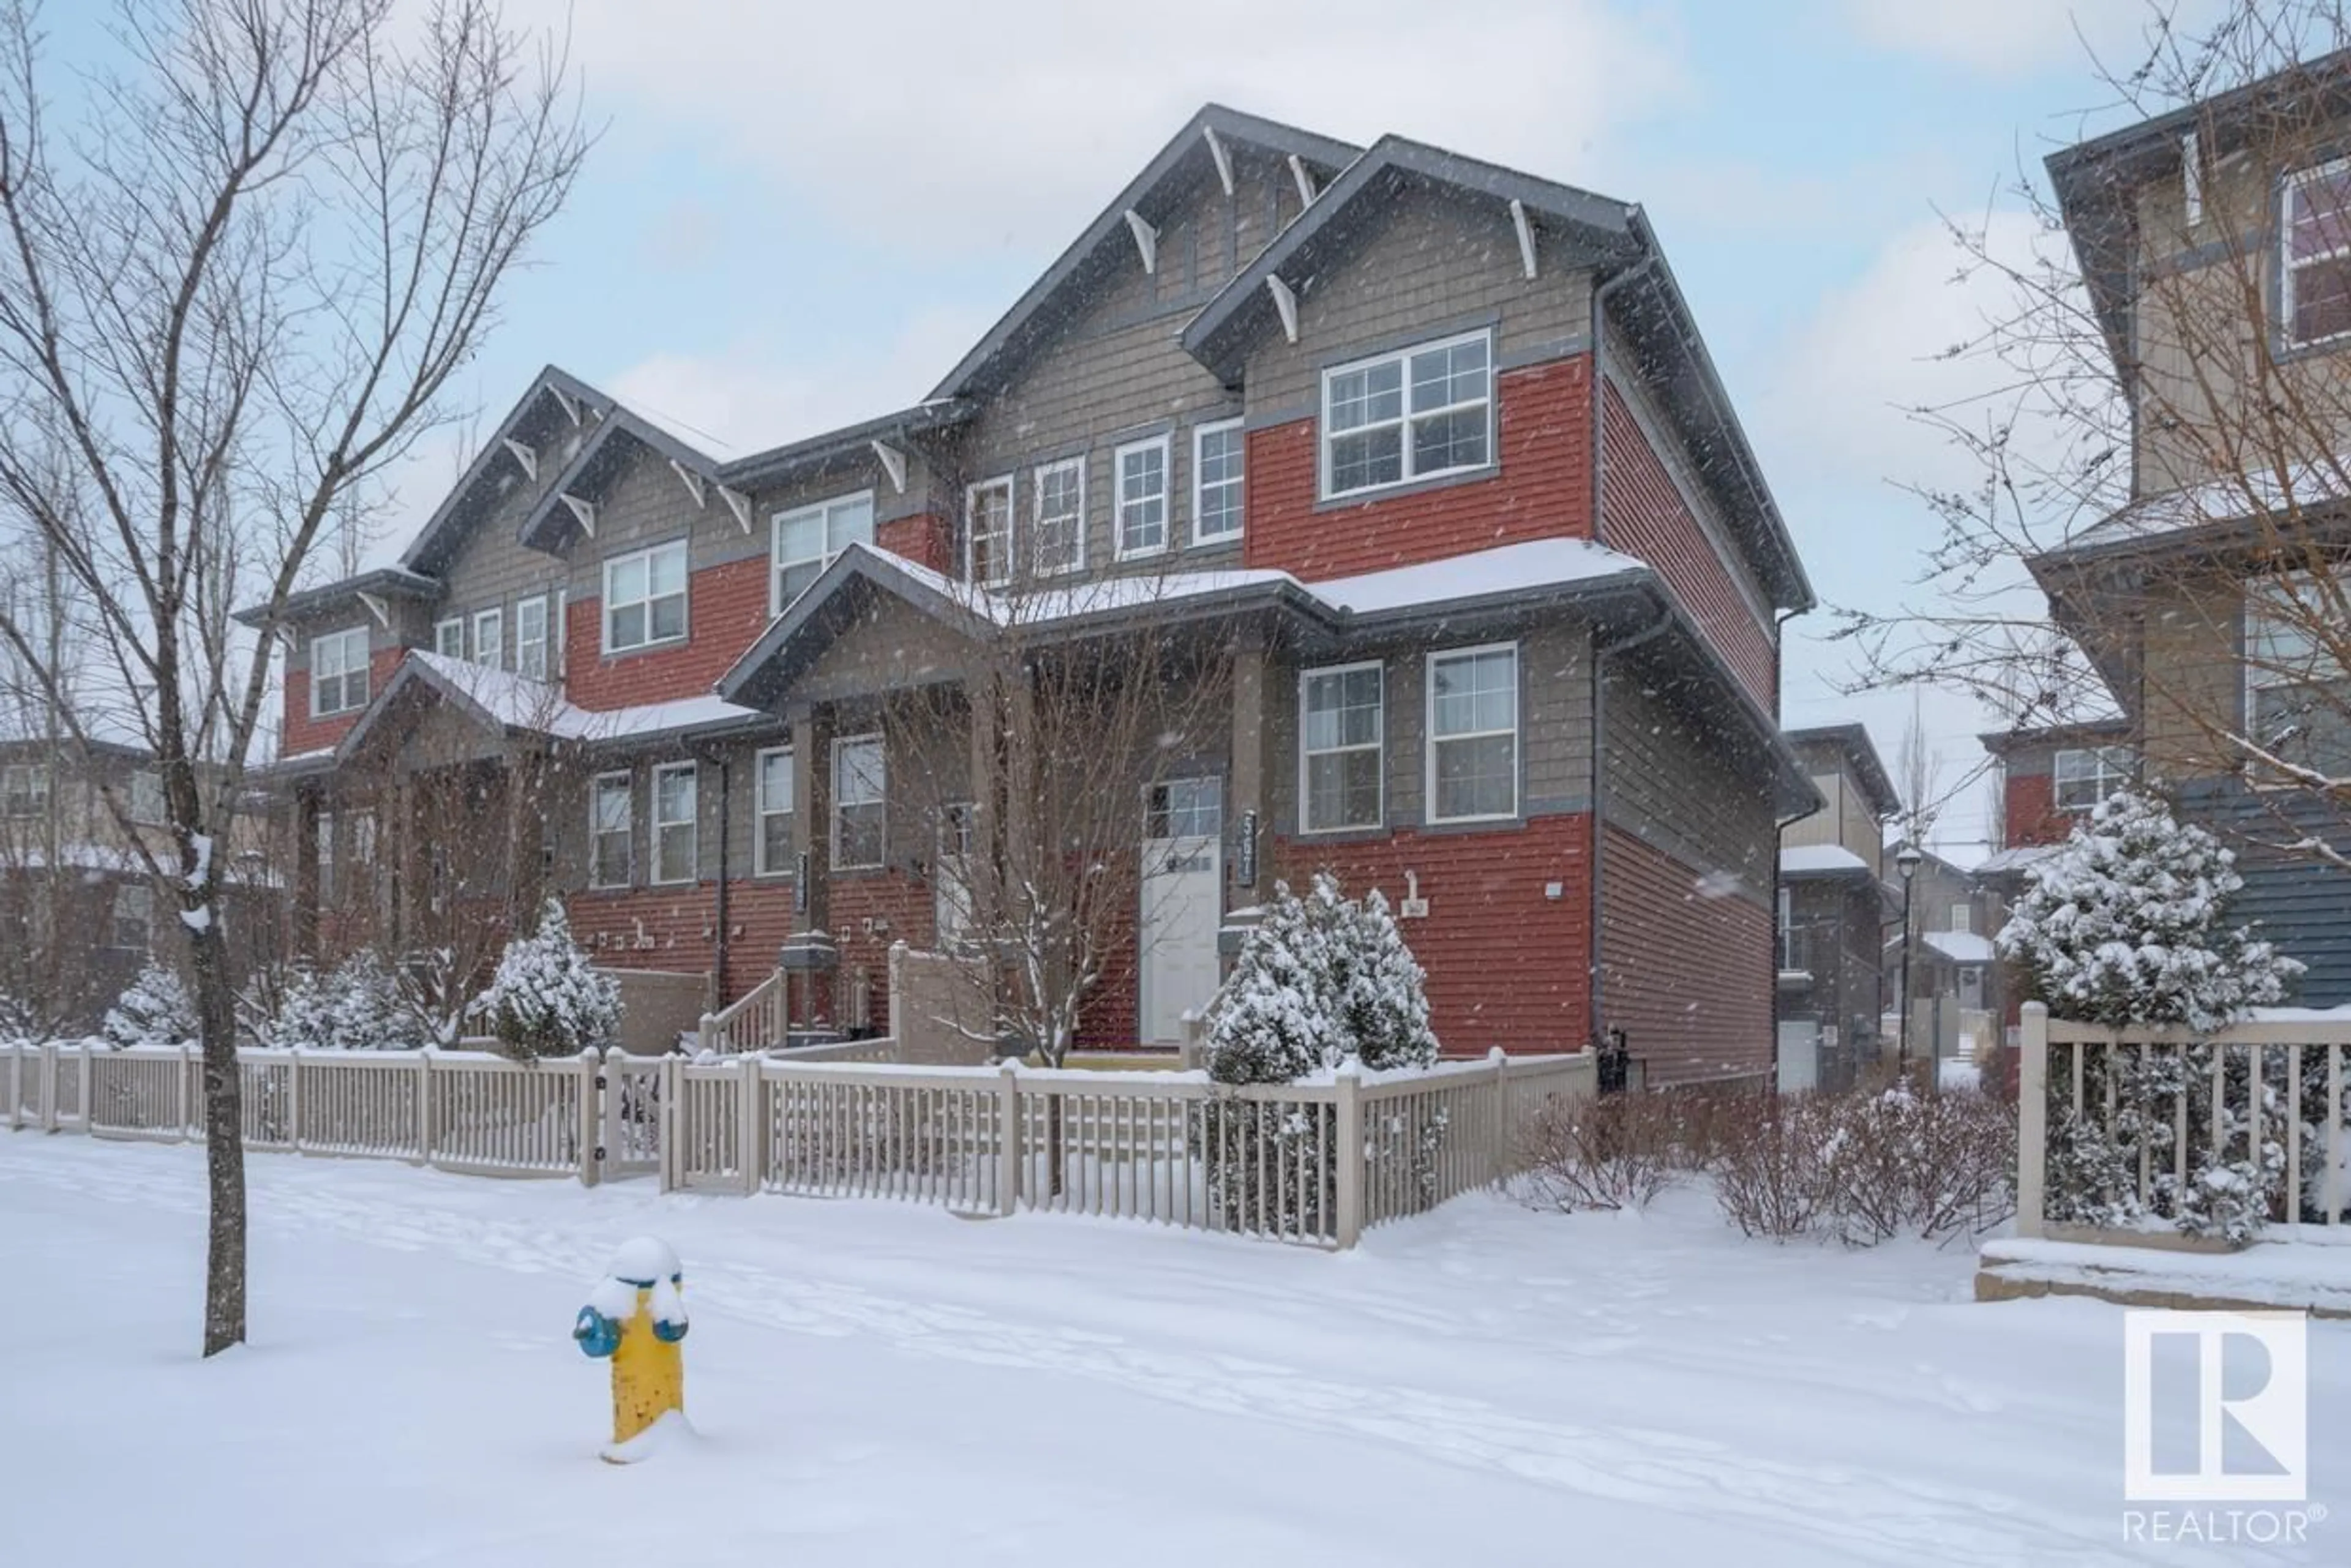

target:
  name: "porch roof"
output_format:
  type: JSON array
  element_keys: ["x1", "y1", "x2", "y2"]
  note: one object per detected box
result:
[{"x1": 333, "y1": 651, "x2": 767, "y2": 763}]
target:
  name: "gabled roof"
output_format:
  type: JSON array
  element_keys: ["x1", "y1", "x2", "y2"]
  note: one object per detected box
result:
[
  {"x1": 928, "y1": 104, "x2": 1359, "y2": 402},
  {"x1": 514, "y1": 403, "x2": 726, "y2": 553},
  {"x1": 1176, "y1": 137, "x2": 1811, "y2": 615},
  {"x1": 336, "y1": 650, "x2": 765, "y2": 762},
  {"x1": 233, "y1": 565, "x2": 438, "y2": 630},
  {"x1": 1779, "y1": 844, "x2": 1875, "y2": 879},
  {"x1": 1782, "y1": 722, "x2": 1900, "y2": 819},
  {"x1": 400, "y1": 366, "x2": 613, "y2": 577},
  {"x1": 1975, "y1": 715, "x2": 2133, "y2": 756},
  {"x1": 718, "y1": 400, "x2": 974, "y2": 492}
]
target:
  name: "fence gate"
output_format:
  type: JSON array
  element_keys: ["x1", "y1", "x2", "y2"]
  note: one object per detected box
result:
[{"x1": 601, "y1": 1054, "x2": 666, "y2": 1180}]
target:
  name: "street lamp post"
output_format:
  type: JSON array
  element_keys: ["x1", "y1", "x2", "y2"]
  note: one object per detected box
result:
[{"x1": 1895, "y1": 842, "x2": 1922, "y2": 1078}]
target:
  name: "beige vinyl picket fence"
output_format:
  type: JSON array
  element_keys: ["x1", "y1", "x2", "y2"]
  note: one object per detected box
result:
[{"x1": 2, "y1": 1038, "x2": 1594, "y2": 1250}]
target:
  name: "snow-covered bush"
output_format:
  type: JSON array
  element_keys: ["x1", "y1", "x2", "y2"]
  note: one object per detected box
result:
[
  {"x1": 2000, "y1": 789, "x2": 2309, "y2": 1242},
  {"x1": 268, "y1": 951, "x2": 433, "y2": 1052},
  {"x1": 101, "y1": 962, "x2": 197, "y2": 1048},
  {"x1": 1708, "y1": 1084, "x2": 2014, "y2": 1244},
  {"x1": 1332, "y1": 887, "x2": 1439, "y2": 1071},
  {"x1": 473, "y1": 899, "x2": 620, "y2": 1059}
]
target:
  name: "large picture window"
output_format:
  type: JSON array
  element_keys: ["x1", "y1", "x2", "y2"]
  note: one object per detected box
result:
[
  {"x1": 604, "y1": 542, "x2": 688, "y2": 653},
  {"x1": 651, "y1": 763, "x2": 697, "y2": 884},
  {"x1": 772, "y1": 491, "x2": 875, "y2": 612},
  {"x1": 1299, "y1": 662, "x2": 1382, "y2": 832},
  {"x1": 1321, "y1": 330, "x2": 1491, "y2": 498},
  {"x1": 2285, "y1": 158, "x2": 2351, "y2": 347},
  {"x1": 833, "y1": 735, "x2": 887, "y2": 871},
  {"x1": 1193, "y1": 419, "x2": 1244, "y2": 543},
  {"x1": 1032, "y1": 457, "x2": 1084, "y2": 576},
  {"x1": 966, "y1": 476, "x2": 1013, "y2": 587},
  {"x1": 756, "y1": 746, "x2": 794, "y2": 876},
  {"x1": 2052, "y1": 746, "x2": 2134, "y2": 811},
  {"x1": 1428, "y1": 643, "x2": 1518, "y2": 822},
  {"x1": 1115, "y1": 435, "x2": 1169, "y2": 559},
  {"x1": 310, "y1": 626, "x2": 372, "y2": 716},
  {"x1": 590, "y1": 773, "x2": 632, "y2": 888},
  {"x1": 2246, "y1": 571, "x2": 2351, "y2": 778}
]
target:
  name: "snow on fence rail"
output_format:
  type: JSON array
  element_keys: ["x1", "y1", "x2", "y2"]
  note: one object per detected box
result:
[
  {"x1": 2017, "y1": 1000, "x2": 2351, "y2": 1242},
  {"x1": 1, "y1": 1039, "x2": 1594, "y2": 1250}
]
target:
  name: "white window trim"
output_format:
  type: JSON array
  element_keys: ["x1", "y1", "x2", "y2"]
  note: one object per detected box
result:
[
  {"x1": 473, "y1": 607, "x2": 503, "y2": 670},
  {"x1": 2283, "y1": 156, "x2": 2351, "y2": 350},
  {"x1": 1192, "y1": 418, "x2": 1244, "y2": 545},
  {"x1": 602, "y1": 540, "x2": 690, "y2": 656},
  {"x1": 754, "y1": 745, "x2": 795, "y2": 877},
  {"x1": 588, "y1": 770, "x2": 634, "y2": 890},
  {"x1": 1318, "y1": 328, "x2": 1494, "y2": 501},
  {"x1": 129, "y1": 769, "x2": 164, "y2": 825},
  {"x1": 1297, "y1": 659, "x2": 1384, "y2": 835},
  {"x1": 770, "y1": 489, "x2": 877, "y2": 617},
  {"x1": 1113, "y1": 433, "x2": 1172, "y2": 561},
  {"x1": 515, "y1": 595, "x2": 550, "y2": 680},
  {"x1": 831, "y1": 732, "x2": 887, "y2": 871},
  {"x1": 2052, "y1": 746, "x2": 2133, "y2": 812},
  {"x1": 1425, "y1": 641, "x2": 1520, "y2": 825},
  {"x1": 553, "y1": 589, "x2": 569, "y2": 678},
  {"x1": 309, "y1": 626, "x2": 371, "y2": 718},
  {"x1": 434, "y1": 617, "x2": 465, "y2": 659},
  {"x1": 650, "y1": 761, "x2": 698, "y2": 886},
  {"x1": 1031, "y1": 456, "x2": 1087, "y2": 578},
  {"x1": 965, "y1": 475, "x2": 1014, "y2": 588}
]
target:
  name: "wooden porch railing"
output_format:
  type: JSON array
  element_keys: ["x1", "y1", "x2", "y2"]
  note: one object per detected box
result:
[{"x1": 697, "y1": 969, "x2": 787, "y2": 1056}]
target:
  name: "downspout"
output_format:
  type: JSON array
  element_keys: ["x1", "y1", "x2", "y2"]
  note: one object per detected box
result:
[
  {"x1": 713, "y1": 751, "x2": 732, "y2": 1008},
  {"x1": 1586, "y1": 246, "x2": 1660, "y2": 1054},
  {"x1": 1768, "y1": 602, "x2": 1805, "y2": 1086}
]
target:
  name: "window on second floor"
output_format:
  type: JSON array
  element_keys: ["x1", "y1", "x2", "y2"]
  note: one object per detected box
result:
[
  {"x1": 2052, "y1": 745, "x2": 2134, "y2": 811},
  {"x1": 833, "y1": 734, "x2": 887, "y2": 871},
  {"x1": 2, "y1": 763, "x2": 48, "y2": 817},
  {"x1": 1032, "y1": 458, "x2": 1084, "y2": 577},
  {"x1": 1299, "y1": 662, "x2": 1382, "y2": 833},
  {"x1": 604, "y1": 542, "x2": 688, "y2": 655},
  {"x1": 773, "y1": 491, "x2": 875, "y2": 613},
  {"x1": 1194, "y1": 419, "x2": 1244, "y2": 544},
  {"x1": 2284, "y1": 158, "x2": 2351, "y2": 348},
  {"x1": 473, "y1": 607, "x2": 503, "y2": 671},
  {"x1": 2246, "y1": 570, "x2": 2351, "y2": 779},
  {"x1": 651, "y1": 762, "x2": 697, "y2": 885},
  {"x1": 515, "y1": 595, "x2": 550, "y2": 681},
  {"x1": 1321, "y1": 329, "x2": 1491, "y2": 499},
  {"x1": 756, "y1": 745, "x2": 794, "y2": 876},
  {"x1": 1427, "y1": 643, "x2": 1518, "y2": 822},
  {"x1": 966, "y1": 476, "x2": 1013, "y2": 587},
  {"x1": 1115, "y1": 435, "x2": 1169, "y2": 560},
  {"x1": 129, "y1": 770, "x2": 164, "y2": 825},
  {"x1": 435, "y1": 617, "x2": 464, "y2": 659},
  {"x1": 589, "y1": 772, "x2": 632, "y2": 888},
  {"x1": 310, "y1": 626, "x2": 371, "y2": 717}
]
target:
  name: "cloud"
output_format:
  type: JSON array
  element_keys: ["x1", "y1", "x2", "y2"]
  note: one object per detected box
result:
[
  {"x1": 1835, "y1": 0, "x2": 2157, "y2": 76},
  {"x1": 506, "y1": 0, "x2": 1688, "y2": 247}
]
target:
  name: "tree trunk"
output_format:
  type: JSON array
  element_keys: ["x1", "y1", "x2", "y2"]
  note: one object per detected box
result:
[{"x1": 190, "y1": 898, "x2": 246, "y2": 1357}]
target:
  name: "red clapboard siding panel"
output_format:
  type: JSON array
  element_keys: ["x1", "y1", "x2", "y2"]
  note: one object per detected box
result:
[
  {"x1": 2004, "y1": 773, "x2": 2075, "y2": 848},
  {"x1": 876, "y1": 512, "x2": 949, "y2": 574},
  {"x1": 565, "y1": 884, "x2": 718, "y2": 975},
  {"x1": 1243, "y1": 358, "x2": 1594, "y2": 581},
  {"x1": 1599, "y1": 825, "x2": 1771, "y2": 1086},
  {"x1": 1272, "y1": 813, "x2": 1594, "y2": 1056},
  {"x1": 283, "y1": 646, "x2": 407, "y2": 759},
  {"x1": 1599, "y1": 386, "x2": 1776, "y2": 709},
  {"x1": 830, "y1": 874, "x2": 934, "y2": 1031},
  {"x1": 722, "y1": 879, "x2": 801, "y2": 1002},
  {"x1": 564, "y1": 555, "x2": 773, "y2": 711}
]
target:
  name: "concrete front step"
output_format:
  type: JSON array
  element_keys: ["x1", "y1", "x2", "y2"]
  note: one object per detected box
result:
[{"x1": 1977, "y1": 1233, "x2": 2351, "y2": 1318}]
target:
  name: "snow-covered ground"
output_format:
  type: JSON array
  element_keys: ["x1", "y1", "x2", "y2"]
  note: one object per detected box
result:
[{"x1": 4, "y1": 1136, "x2": 2345, "y2": 1566}]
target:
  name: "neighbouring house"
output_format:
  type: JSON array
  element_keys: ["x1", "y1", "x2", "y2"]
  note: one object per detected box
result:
[
  {"x1": 2011, "y1": 53, "x2": 2351, "y2": 1004},
  {"x1": 242, "y1": 106, "x2": 1818, "y2": 1081},
  {"x1": 1774, "y1": 724, "x2": 1899, "y2": 1091},
  {"x1": 1891, "y1": 847, "x2": 2000, "y2": 1068}
]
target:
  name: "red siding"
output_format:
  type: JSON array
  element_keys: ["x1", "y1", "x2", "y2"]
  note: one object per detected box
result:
[
  {"x1": 877, "y1": 511, "x2": 950, "y2": 574},
  {"x1": 831, "y1": 873, "x2": 934, "y2": 1030},
  {"x1": 566, "y1": 883, "x2": 718, "y2": 975},
  {"x1": 564, "y1": 555, "x2": 771, "y2": 711},
  {"x1": 2004, "y1": 773, "x2": 2075, "y2": 847},
  {"x1": 1599, "y1": 825, "x2": 1772, "y2": 1085},
  {"x1": 283, "y1": 646, "x2": 406, "y2": 757},
  {"x1": 1273, "y1": 814, "x2": 1594, "y2": 1055},
  {"x1": 722, "y1": 880, "x2": 801, "y2": 1001},
  {"x1": 1599, "y1": 385, "x2": 1776, "y2": 709},
  {"x1": 1243, "y1": 358, "x2": 1593, "y2": 581}
]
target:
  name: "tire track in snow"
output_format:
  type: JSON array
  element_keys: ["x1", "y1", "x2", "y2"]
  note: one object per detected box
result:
[{"x1": 1, "y1": 1144, "x2": 2158, "y2": 1567}]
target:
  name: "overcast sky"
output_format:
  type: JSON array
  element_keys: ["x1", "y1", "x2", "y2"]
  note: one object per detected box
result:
[{"x1": 66, "y1": 0, "x2": 2196, "y2": 858}]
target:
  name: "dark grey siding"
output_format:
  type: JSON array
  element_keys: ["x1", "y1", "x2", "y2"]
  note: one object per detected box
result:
[{"x1": 2178, "y1": 778, "x2": 2351, "y2": 1005}]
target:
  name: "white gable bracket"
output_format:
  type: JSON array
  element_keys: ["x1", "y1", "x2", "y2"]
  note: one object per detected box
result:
[
  {"x1": 718, "y1": 486, "x2": 753, "y2": 535},
  {"x1": 1122, "y1": 208, "x2": 1158, "y2": 275},
  {"x1": 551, "y1": 387, "x2": 583, "y2": 427},
  {"x1": 1509, "y1": 198, "x2": 1539, "y2": 280},
  {"x1": 1288, "y1": 153, "x2": 1318, "y2": 208},
  {"x1": 355, "y1": 591, "x2": 391, "y2": 631},
  {"x1": 1202, "y1": 125, "x2": 1234, "y2": 196},
  {"x1": 869, "y1": 440, "x2": 908, "y2": 495},
  {"x1": 501, "y1": 437, "x2": 536, "y2": 481},
  {"x1": 1266, "y1": 274, "x2": 1299, "y2": 345},
  {"x1": 559, "y1": 493, "x2": 596, "y2": 538},
  {"x1": 669, "y1": 458, "x2": 708, "y2": 509}
]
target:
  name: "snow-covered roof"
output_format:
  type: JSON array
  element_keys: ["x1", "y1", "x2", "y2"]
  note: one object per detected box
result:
[
  {"x1": 1922, "y1": 929, "x2": 1995, "y2": 965},
  {"x1": 350, "y1": 652, "x2": 765, "y2": 757},
  {"x1": 1778, "y1": 844, "x2": 1874, "y2": 877},
  {"x1": 2053, "y1": 453, "x2": 2351, "y2": 560},
  {"x1": 1305, "y1": 538, "x2": 1647, "y2": 617},
  {"x1": 1975, "y1": 843, "x2": 2064, "y2": 876}
]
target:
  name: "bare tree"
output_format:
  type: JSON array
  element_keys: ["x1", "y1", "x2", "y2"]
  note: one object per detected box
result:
[
  {"x1": 0, "y1": 0, "x2": 584, "y2": 1354},
  {"x1": 1835, "y1": 1, "x2": 2351, "y2": 868}
]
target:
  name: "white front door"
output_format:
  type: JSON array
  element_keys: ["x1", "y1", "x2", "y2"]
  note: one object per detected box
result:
[
  {"x1": 934, "y1": 803, "x2": 973, "y2": 948},
  {"x1": 1139, "y1": 778, "x2": 1223, "y2": 1045}
]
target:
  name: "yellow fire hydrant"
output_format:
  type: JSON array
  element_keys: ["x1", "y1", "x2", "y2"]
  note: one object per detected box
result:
[{"x1": 574, "y1": 1237, "x2": 691, "y2": 1463}]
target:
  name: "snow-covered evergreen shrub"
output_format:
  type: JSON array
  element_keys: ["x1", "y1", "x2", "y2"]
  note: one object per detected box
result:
[
  {"x1": 268, "y1": 951, "x2": 432, "y2": 1052},
  {"x1": 1333, "y1": 887, "x2": 1440, "y2": 1071},
  {"x1": 2000, "y1": 789, "x2": 2308, "y2": 1242},
  {"x1": 473, "y1": 899, "x2": 620, "y2": 1059},
  {"x1": 101, "y1": 962, "x2": 197, "y2": 1048},
  {"x1": 1204, "y1": 879, "x2": 1335, "y2": 1087}
]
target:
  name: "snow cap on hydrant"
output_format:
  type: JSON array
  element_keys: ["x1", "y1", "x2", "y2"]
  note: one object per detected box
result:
[{"x1": 574, "y1": 1236, "x2": 689, "y2": 1463}]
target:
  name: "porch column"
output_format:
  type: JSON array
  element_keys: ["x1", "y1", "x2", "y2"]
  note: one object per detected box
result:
[
  {"x1": 1224, "y1": 637, "x2": 1271, "y2": 940},
  {"x1": 293, "y1": 786, "x2": 322, "y2": 960},
  {"x1": 783, "y1": 703, "x2": 836, "y2": 1028},
  {"x1": 966, "y1": 672, "x2": 1002, "y2": 937}
]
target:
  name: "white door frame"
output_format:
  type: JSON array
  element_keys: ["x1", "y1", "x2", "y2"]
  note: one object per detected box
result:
[{"x1": 1138, "y1": 776, "x2": 1224, "y2": 1045}]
